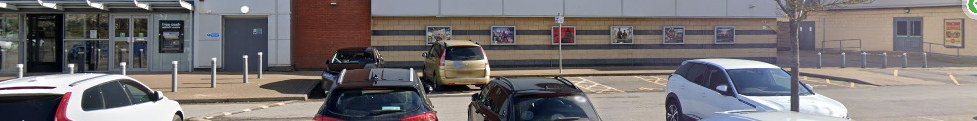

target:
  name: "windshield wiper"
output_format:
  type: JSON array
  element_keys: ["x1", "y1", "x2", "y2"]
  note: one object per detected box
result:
[{"x1": 370, "y1": 110, "x2": 404, "y2": 115}]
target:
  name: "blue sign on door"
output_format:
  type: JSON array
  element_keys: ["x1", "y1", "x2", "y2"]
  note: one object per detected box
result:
[{"x1": 207, "y1": 33, "x2": 220, "y2": 37}]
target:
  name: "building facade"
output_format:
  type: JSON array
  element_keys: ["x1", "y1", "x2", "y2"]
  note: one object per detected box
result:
[
  {"x1": 295, "y1": 0, "x2": 781, "y2": 69},
  {"x1": 191, "y1": 0, "x2": 292, "y2": 71}
]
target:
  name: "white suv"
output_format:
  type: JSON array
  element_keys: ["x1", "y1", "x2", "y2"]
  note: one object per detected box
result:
[
  {"x1": 664, "y1": 59, "x2": 848, "y2": 121},
  {"x1": 0, "y1": 74, "x2": 185, "y2": 121}
]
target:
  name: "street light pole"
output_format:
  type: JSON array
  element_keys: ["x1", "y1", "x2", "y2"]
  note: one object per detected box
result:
[{"x1": 557, "y1": 13, "x2": 564, "y2": 74}]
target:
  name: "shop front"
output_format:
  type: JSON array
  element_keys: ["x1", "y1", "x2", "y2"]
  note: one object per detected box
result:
[{"x1": 0, "y1": 0, "x2": 194, "y2": 73}]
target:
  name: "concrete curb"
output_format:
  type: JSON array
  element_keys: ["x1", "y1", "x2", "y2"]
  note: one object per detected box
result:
[
  {"x1": 798, "y1": 72, "x2": 881, "y2": 86},
  {"x1": 187, "y1": 100, "x2": 300, "y2": 121},
  {"x1": 175, "y1": 97, "x2": 307, "y2": 104}
]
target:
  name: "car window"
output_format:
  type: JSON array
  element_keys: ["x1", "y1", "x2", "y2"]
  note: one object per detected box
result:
[
  {"x1": 82, "y1": 86, "x2": 105, "y2": 111},
  {"x1": 323, "y1": 89, "x2": 425, "y2": 117},
  {"x1": 121, "y1": 80, "x2": 153, "y2": 104},
  {"x1": 100, "y1": 81, "x2": 133, "y2": 108},
  {"x1": 429, "y1": 44, "x2": 443, "y2": 58},
  {"x1": 685, "y1": 63, "x2": 709, "y2": 86},
  {"x1": 707, "y1": 67, "x2": 730, "y2": 92},
  {"x1": 674, "y1": 63, "x2": 692, "y2": 77},
  {"x1": 727, "y1": 68, "x2": 813, "y2": 96},
  {"x1": 484, "y1": 86, "x2": 504, "y2": 111},
  {"x1": 330, "y1": 51, "x2": 376, "y2": 64},
  {"x1": 491, "y1": 88, "x2": 511, "y2": 113},
  {"x1": 444, "y1": 46, "x2": 485, "y2": 60},
  {"x1": 514, "y1": 94, "x2": 599, "y2": 121},
  {"x1": 0, "y1": 95, "x2": 63, "y2": 121},
  {"x1": 478, "y1": 83, "x2": 496, "y2": 105}
]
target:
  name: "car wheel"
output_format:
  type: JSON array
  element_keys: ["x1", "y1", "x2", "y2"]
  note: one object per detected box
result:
[
  {"x1": 666, "y1": 100, "x2": 684, "y2": 121},
  {"x1": 172, "y1": 114, "x2": 183, "y2": 121}
]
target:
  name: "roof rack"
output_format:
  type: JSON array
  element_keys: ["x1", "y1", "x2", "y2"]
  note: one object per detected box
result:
[
  {"x1": 336, "y1": 69, "x2": 348, "y2": 85},
  {"x1": 408, "y1": 68, "x2": 414, "y2": 82},
  {"x1": 68, "y1": 74, "x2": 113, "y2": 87},
  {"x1": 553, "y1": 76, "x2": 578, "y2": 89},
  {"x1": 495, "y1": 76, "x2": 515, "y2": 89},
  {"x1": 468, "y1": 40, "x2": 479, "y2": 45}
]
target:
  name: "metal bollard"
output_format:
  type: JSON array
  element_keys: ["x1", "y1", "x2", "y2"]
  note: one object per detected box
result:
[
  {"x1": 861, "y1": 52, "x2": 867, "y2": 68},
  {"x1": 922, "y1": 52, "x2": 928, "y2": 68},
  {"x1": 211, "y1": 58, "x2": 217, "y2": 88},
  {"x1": 243, "y1": 55, "x2": 249, "y2": 83},
  {"x1": 16, "y1": 64, "x2": 23, "y2": 78},
  {"x1": 258, "y1": 52, "x2": 263, "y2": 79},
  {"x1": 817, "y1": 52, "x2": 822, "y2": 69},
  {"x1": 882, "y1": 52, "x2": 888, "y2": 68},
  {"x1": 172, "y1": 61, "x2": 178, "y2": 92},
  {"x1": 841, "y1": 52, "x2": 846, "y2": 68},
  {"x1": 902, "y1": 53, "x2": 908, "y2": 68},
  {"x1": 120, "y1": 62, "x2": 127, "y2": 75},
  {"x1": 68, "y1": 64, "x2": 75, "y2": 74}
]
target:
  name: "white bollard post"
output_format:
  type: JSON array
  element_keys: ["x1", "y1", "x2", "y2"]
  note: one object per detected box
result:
[
  {"x1": 172, "y1": 61, "x2": 178, "y2": 92},
  {"x1": 243, "y1": 55, "x2": 249, "y2": 83},
  {"x1": 211, "y1": 58, "x2": 217, "y2": 88},
  {"x1": 68, "y1": 64, "x2": 75, "y2": 74},
  {"x1": 120, "y1": 62, "x2": 127, "y2": 75},
  {"x1": 258, "y1": 52, "x2": 263, "y2": 79},
  {"x1": 16, "y1": 64, "x2": 23, "y2": 78}
]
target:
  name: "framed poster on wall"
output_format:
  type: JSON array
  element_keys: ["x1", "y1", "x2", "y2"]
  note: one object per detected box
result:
[
  {"x1": 552, "y1": 26, "x2": 576, "y2": 44},
  {"x1": 159, "y1": 20, "x2": 184, "y2": 53},
  {"x1": 715, "y1": 26, "x2": 736, "y2": 44},
  {"x1": 611, "y1": 26, "x2": 634, "y2": 44},
  {"x1": 426, "y1": 26, "x2": 452, "y2": 45},
  {"x1": 944, "y1": 19, "x2": 964, "y2": 48},
  {"x1": 663, "y1": 26, "x2": 685, "y2": 44},
  {"x1": 491, "y1": 26, "x2": 516, "y2": 45}
]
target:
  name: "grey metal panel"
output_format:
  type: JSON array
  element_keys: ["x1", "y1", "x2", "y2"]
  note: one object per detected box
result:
[
  {"x1": 623, "y1": 0, "x2": 675, "y2": 17},
  {"x1": 223, "y1": 18, "x2": 269, "y2": 71},
  {"x1": 676, "y1": 0, "x2": 727, "y2": 17},
  {"x1": 440, "y1": 0, "x2": 503, "y2": 16},
  {"x1": 728, "y1": 0, "x2": 779, "y2": 17},
  {"x1": 565, "y1": 0, "x2": 622, "y2": 17},
  {"x1": 503, "y1": 0, "x2": 563, "y2": 16},
  {"x1": 829, "y1": 0, "x2": 959, "y2": 9},
  {"x1": 372, "y1": 0, "x2": 440, "y2": 16},
  {"x1": 201, "y1": 0, "x2": 277, "y2": 14}
]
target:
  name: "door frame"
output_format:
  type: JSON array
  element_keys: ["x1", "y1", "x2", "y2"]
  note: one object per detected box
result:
[
  {"x1": 799, "y1": 21, "x2": 816, "y2": 50},
  {"x1": 109, "y1": 15, "x2": 152, "y2": 71},
  {"x1": 24, "y1": 14, "x2": 64, "y2": 72},
  {"x1": 893, "y1": 17, "x2": 924, "y2": 52},
  {"x1": 221, "y1": 15, "x2": 269, "y2": 71}
]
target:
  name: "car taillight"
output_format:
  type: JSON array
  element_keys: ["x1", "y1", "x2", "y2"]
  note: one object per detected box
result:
[
  {"x1": 439, "y1": 48, "x2": 446, "y2": 66},
  {"x1": 479, "y1": 47, "x2": 488, "y2": 66},
  {"x1": 314, "y1": 114, "x2": 345, "y2": 121},
  {"x1": 55, "y1": 92, "x2": 72, "y2": 121},
  {"x1": 401, "y1": 112, "x2": 437, "y2": 121}
]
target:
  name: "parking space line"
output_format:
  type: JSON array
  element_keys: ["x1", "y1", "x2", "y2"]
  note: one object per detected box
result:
[
  {"x1": 638, "y1": 87, "x2": 663, "y2": 91},
  {"x1": 633, "y1": 76, "x2": 667, "y2": 86},
  {"x1": 570, "y1": 77, "x2": 625, "y2": 94},
  {"x1": 947, "y1": 72, "x2": 960, "y2": 85}
]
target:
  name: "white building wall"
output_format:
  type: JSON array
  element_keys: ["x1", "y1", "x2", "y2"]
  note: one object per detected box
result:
[
  {"x1": 372, "y1": 0, "x2": 779, "y2": 18},
  {"x1": 193, "y1": 0, "x2": 292, "y2": 69}
]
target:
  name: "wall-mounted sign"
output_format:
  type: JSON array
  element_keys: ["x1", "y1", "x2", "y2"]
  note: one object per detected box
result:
[
  {"x1": 491, "y1": 26, "x2": 516, "y2": 45},
  {"x1": 611, "y1": 26, "x2": 633, "y2": 44},
  {"x1": 663, "y1": 26, "x2": 685, "y2": 44},
  {"x1": 944, "y1": 19, "x2": 964, "y2": 48},
  {"x1": 159, "y1": 20, "x2": 185, "y2": 53},
  {"x1": 253, "y1": 28, "x2": 263, "y2": 35},
  {"x1": 426, "y1": 26, "x2": 452, "y2": 45},
  {"x1": 207, "y1": 33, "x2": 220, "y2": 38},
  {"x1": 715, "y1": 26, "x2": 736, "y2": 44}
]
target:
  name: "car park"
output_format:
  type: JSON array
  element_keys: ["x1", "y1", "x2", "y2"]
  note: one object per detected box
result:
[
  {"x1": 0, "y1": 74, "x2": 185, "y2": 121},
  {"x1": 323, "y1": 47, "x2": 384, "y2": 92},
  {"x1": 665, "y1": 59, "x2": 848, "y2": 121},
  {"x1": 468, "y1": 76, "x2": 602, "y2": 121},
  {"x1": 699, "y1": 111, "x2": 851, "y2": 121},
  {"x1": 421, "y1": 40, "x2": 490, "y2": 91},
  {"x1": 314, "y1": 68, "x2": 437, "y2": 121}
]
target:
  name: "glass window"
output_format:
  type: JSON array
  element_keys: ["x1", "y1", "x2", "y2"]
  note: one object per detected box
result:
[
  {"x1": 444, "y1": 46, "x2": 484, "y2": 61},
  {"x1": 514, "y1": 95, "x2": 600, "y2": 121},
  {"x1": 0, "y1": 14, "x2": 19, "y2": 40},
  {"x1": 674, "y1": 63, "x2": 692, "y2": 78},
  {"x1": 114, "y1": 18, "x2": 129, "y2": 37},
  {"x1": 330, "y1": 50, "x2": 375, "y2": 64},
  {"x1": 896, "y1": 21, "x2": 907, "y2": 36},
  {"x1": 727, "y1": 68, "x2": 813, "y2": 96},
  {"x1": 0, "y1": 95, "x2": 63, "y2": 121},
  {"x1": 121, "y1": 80, "x2": 152, "y2": 104},
  {"x1": 684, "y1": 63, "x2": 708, "y2": 86},
  {"x1": 65, "y1": 14, "x2": 109, "y2": 39},
  {"x1": 707, "y1": 68, "x2": 730, "y2": 91},
  {"x1": 99, "y1": 81, "x2": 132, "y2": 108},
  {"x1": 134, "y1": 18, "x2": 148, "y2": 37},
  {"x1": 322, "y1": 89, "x2": 425, "y2": 117},
  {"x1": 911, "y1": 21, "x2": 922, "y2": 36},
  {"x1": 82, "y1": 86, "x2": 105, "y2": 111}
]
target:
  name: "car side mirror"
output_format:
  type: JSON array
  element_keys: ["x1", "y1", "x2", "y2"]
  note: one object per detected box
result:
[
  {"x1": 421, "y1": 53, "x2": 428, "y2": 58},
  {"x1": 152, "y1": 91, "x2": 164, "y2": 102},
  {"x1": 471, "y1": 93, "x2": 480, "y2": 101},
  {"x1": 716, "y1": 85, "x2": 730, "y2": 95}
]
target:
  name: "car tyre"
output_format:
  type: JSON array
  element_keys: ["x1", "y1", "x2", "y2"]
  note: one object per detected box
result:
[
  {"x1": 666, "y1": 99, "x2": 685, "y2": 121},
  {"x1": 172, "y1": 114, "x2": 183, "y2": 121}
]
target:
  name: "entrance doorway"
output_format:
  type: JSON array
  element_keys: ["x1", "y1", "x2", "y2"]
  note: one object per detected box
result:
[
  {"x1": 893, "y1": 17, "x2": 923, "y2": 52},
  {"x1": 799, "y1": 21, "x2": 816, "y2": 50},
  {"x1": 223, "y1": 17, "x2": 268, "y2": 72},
  {"x1": 110, "y1": 15, "x2": 151, "y2": 71},
  {"x1": 26, "y1": 14, "x2": 63, "y2": 72}
]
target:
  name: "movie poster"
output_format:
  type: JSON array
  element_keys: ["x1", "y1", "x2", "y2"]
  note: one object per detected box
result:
[
  {"x1": 715, "y1": 26, "x2": 735, "y2": 44},
  {"x1": 663, "y1": 26, "x2": 685, "y2": 44},
  {"x1": 426, "y1": 26, "x2": 452, "y2": 45},
  {"x1": 491, "y1": 26, "x2": 516, "y2": 45},
  {"x1": 552, "y1": 26, "x2": 575, "y2": 44},
  {"x1": 944, "y1": 19, "x2": 964, "y2": 48},
  {"x1": 611, "y1": 26, "x2": 634, "y2": 44}
]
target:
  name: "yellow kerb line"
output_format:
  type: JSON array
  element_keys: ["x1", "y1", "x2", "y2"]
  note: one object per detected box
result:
[
  {"x1": 948, "y1": 72, "x2": 960, "y2": 85},
  {"x1": 893, "y1": 70, "x2": 899, "y2": 77}
]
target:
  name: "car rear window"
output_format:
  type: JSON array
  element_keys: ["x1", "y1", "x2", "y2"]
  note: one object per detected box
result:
[
  {"x1": 514, "y1": 94, "x2": 599, "y2": 121},
  {"x1": 444, "y1": 46, "x2": 484, "y2": 60},
  {"x1": 331, "y1": 51, "x2": 376, "y2": 64},
  {"x1": 0, "y1": 95, "x2": 63, "y2": 121},
  {"x1": 323, "y1": 89, "x2": 425, "y2": 117}
]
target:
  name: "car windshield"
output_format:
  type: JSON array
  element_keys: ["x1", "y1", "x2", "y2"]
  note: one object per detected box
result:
[
  {"x1": 330, "y1": 50, "x2": 375, "y2": 64},
  {"x1": 515, "y1": 95, "x2": 599, "y2": 121},
  {"x1": 0, "y1": 95, "x2": 63, "y2": 121},
  {"x1": 444, "y1": 46, "x2": 484, "y2": 61},
  {"x1": 324, "y1": 89, "x2": 424, "y2": 117},
  {"x1": 727, "y1": 68, "x2": 813, "y2": 96}
]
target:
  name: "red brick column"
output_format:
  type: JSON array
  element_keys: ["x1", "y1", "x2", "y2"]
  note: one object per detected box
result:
[{"x1": 293, "y1": 0, "x2": 372, "y2": 69}]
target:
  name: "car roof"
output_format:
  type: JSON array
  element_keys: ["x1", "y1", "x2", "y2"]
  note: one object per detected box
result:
[
  {"x1": 496, "y1": 77, "x2": 582, "y2": 94},
  {"x1": 335, "y1": 68, "x2": 419, "y2": 88},
  {"x1": 0, "y1": 74, "x2": 117, "y2": 94},
  {"x1": 687, "y1": 59, "x2": 781, "y2": 69},
  {"x1": 440, "y1": 40, "x2": 480, "y2": 47},
  {"x1": 336, "y1": 46, "x2": 371, "y2": 51}
]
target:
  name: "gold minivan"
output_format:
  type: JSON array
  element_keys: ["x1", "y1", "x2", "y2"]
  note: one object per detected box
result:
[{"x1": 421, "y1": 40, "x2": 490, "y2": 90}]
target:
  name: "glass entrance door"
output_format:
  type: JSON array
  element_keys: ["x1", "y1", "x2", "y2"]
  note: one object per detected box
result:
[
  {"x1": 25, "y1": 14, "x2": 63, "y2": 72},
  {"x1": 110, "y1": 15, "x2": 150, "y2": 71}
]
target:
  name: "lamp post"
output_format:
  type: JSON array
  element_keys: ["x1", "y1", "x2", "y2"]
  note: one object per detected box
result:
[{"x1": 556, "y1": 13, "x2": 564, "y2": 74}]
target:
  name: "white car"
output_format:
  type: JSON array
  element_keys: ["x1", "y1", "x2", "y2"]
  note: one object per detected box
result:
[
  {"x1": 0, "y1": 74, "x2": 185, "y2": 121},
  {"x1": 700, "y1": 110, "x2": 852, "y2": 121},
  {"x1": 664, "y1": 59, "x2": 848, "y2": 121}
]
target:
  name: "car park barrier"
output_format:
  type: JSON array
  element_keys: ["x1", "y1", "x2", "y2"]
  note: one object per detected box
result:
[
  {"x1": 172, "y1": 61, "x2": 179, "y2": 92},
  {"x1": 68, "y1": 64, "x2": 75, "y2": 74},
  {"x1": 120, "y1": 62, "x2": 127, "y2": 75},
  {"x1": 861, "y1": 52, "x2": 867, "y2": 68},
  {"x1": 902, "y1": 53, "x2": 908, "y2": 68},
  {"x1": 212, "y1": 57, "x2": 218, "y2": 88},
  {"x1": 840, "y1": 52, "x2": 846, "y2": 68},
  {"x1": 882, "y1": 52, "x2": 888, "y2": 68},
  {"x1": 258, "y1": 52, "x2": 263, "y2": 79},
  {"x1": 16, "y1": 64, "x2": 23, "y2": 78},
  {"x1": 243, "y1": 55, "x2": 249, "y2": 83},
  {"x1": 817, "y1": 52, "x2": 822, "y2": 69}
]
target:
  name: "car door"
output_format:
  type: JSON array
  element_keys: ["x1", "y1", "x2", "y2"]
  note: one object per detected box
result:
[
  {"x1": 475, "y1": 85, "x2": 504, "y2": 121},
  {"x1": 423, "y1": 44, "x2": 441, "y2": 79},
  {"x1": 79, "y1": 80, "x2": 142, "y2": 120},
  {"x1": 676, "y1": 63, "x2": 709, "y2": 117},
  {"x1": 699, "y1": 66, "x2": 736, "y2": 118},
  {"x1": 120, "y1": 80, "x2": 168, "y2": 120},
  {"x1": 470, "y1": 83, "x2": 495, "y2": 121}
]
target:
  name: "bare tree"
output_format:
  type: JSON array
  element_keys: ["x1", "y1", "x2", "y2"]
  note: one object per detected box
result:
[{"x1": 774, "y1": 0, "x2": 873, "y2": 112}]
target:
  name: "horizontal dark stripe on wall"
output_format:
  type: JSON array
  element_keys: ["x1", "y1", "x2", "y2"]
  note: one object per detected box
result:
[
  {"x1": 373, "y1": 30, "x2": 776, "y2": 36},
  {"x1": 375, "y1": 43, "x2": 776, "y2": 51},
  {"x1": 380, "y1": 57, "x2": 777, "y2": 68}
]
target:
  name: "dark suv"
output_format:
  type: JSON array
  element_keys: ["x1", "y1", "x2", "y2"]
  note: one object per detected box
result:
[
  {"x1": 468, "y1": 77, "x2": 602, "y2": 121},
  {"x1": 314, "y1": 68, "x2": 437, "y2": 121}
]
